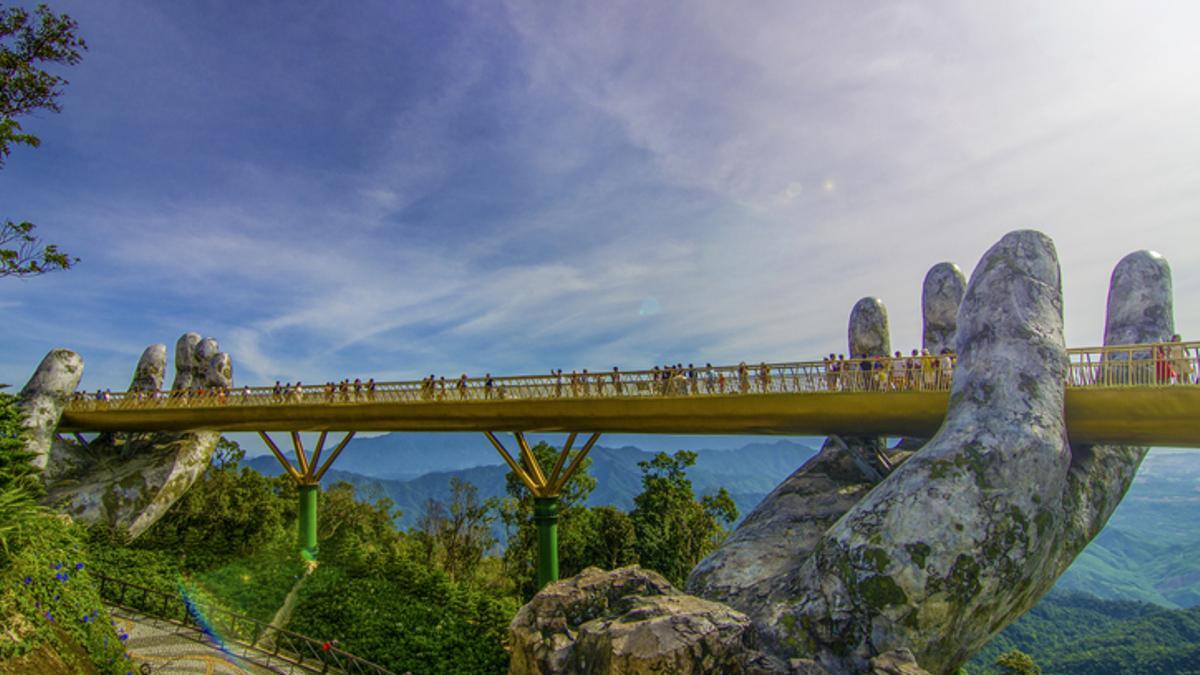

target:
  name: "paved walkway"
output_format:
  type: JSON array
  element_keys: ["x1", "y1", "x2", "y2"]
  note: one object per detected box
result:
[{"x1": 113, "y1": 608, "x2": 293, "y2": 674}]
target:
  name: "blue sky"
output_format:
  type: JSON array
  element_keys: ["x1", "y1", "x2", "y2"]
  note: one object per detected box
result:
[{"x1": 4, "y1": 1, "x2": 1200, "y2": 405}]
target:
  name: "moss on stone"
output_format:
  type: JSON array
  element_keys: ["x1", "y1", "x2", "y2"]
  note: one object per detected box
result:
[
  {"x1": 906, "y1": 543, "x2": 930, "y2": 569},
  {"x1": 864, "y1": 548, "x2": 890, "y2": 573},
  {"x1": 860, "y1": 575, "x2": 907, "y2": 608},
  {"x1": 945, "y1": 554, "x2": 981, "y2": 605},
  {"x1": 1035, "y1": 510, "x2": 1053, "y2": 538}
]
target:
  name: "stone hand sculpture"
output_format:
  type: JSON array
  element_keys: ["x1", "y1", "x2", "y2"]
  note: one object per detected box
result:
[
  {"x1": 17, "y1": 332, "x2": 232, "y2": 538},
  {"x1": 511, "y1": 231, "x2": 1171, "y2": 674}
]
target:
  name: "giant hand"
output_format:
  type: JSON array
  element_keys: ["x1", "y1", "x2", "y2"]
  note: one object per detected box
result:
[
  {"x1": 512, "y1": 230, "x2": 1173, "y2": 674},
  {"x1": 18, "y1": 332, "x2": 232, "y2": 538}
]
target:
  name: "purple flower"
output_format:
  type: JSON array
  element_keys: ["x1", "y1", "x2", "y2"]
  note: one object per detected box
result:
[
  {"x1": 22, "y1": 576, "x2": 31, "y2": 584},
  {"x1": 53, "y1": 563, "x2": 62, "y2": 570},
  {"x1": 75, "y1": 562, "x2": 84, "y2": 570},
  {"x1": 119, "y1": 634, "x2": 128, "y2": 641},
  {"x1": 44, "y1": 611, "x2": 53, "y2": 621}
]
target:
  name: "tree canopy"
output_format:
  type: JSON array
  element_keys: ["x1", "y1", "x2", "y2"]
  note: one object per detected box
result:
[{"x1": 1, "y1": 2, "x2": 85, "y2": 277}]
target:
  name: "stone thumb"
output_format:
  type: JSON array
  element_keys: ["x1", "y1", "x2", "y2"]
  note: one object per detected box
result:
[{"x1": 17, "y1": 349, "x2": 84, "y2": 472}]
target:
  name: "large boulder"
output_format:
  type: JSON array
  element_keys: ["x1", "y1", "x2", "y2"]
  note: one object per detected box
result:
[
  {"x1": 20, "y1": 333, "x2": 232, "y2": 538},
  {"x1": 510, "y1": 566, "x2": 756, "y2": 675}
]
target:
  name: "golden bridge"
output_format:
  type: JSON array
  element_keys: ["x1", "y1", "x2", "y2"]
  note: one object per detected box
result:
[
  {"x1": 62, "y1": 341, "x2": 1200, "y2": 447},
  {"x1": 55, "y1": 340, "x2": 1200, "y2": 584}
]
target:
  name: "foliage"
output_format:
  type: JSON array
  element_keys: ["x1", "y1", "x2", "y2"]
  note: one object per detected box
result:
[
  {"x1": 577, "y1": 505, "x2": 638, "y2": 571},
  {"x1": 1, "y1": 2, "x2": 85, "y2": 277},
  {"x1": 317, "y1": 480, "x2": 407, "y2": 576},
  {"x1": 995, "y1": 649, "x2": 1040, "y2": 675},
  {"x1": 0, "y1": 401, "x2": 131, "y2": 674},
  {"x1": 499, "y1": 440, "x2": 604, "y2": 599},
  {"x1": 414, "y1": 476, "x2": 498, "y2": 583},
  {"x1": 0, "y1": 392, "x2": 39, "y2": 496},
  {"x1": 969, "y1": 591, "x2": 1200, "y2": 674},
  {"x1": 290, "y1": 554, "x2": 516, "y2": 674},
  {"x1": 132, "y1": 437, "x2": 294, "y2": 570},
  {"x1": 629, "y1": 450, "x2": 737, "y2": 586}
]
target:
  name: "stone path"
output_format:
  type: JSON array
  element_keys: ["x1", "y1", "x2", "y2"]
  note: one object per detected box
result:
[{"x1": 113, "y1": 608, "x2": 295, "y2": 674}]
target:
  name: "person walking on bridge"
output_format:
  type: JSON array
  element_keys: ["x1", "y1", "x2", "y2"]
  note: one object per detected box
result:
[
  {"x1": 1170, "y1": 335, "x2": 1193, "y2": 384},
  {"x1": 612, "y1": 367, "x2": 623, "y2": 396}
]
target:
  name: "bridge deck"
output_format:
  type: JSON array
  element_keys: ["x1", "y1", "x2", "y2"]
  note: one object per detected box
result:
[{"x1": 57, "y1": 341, "x2": 1200, "y2": 447}]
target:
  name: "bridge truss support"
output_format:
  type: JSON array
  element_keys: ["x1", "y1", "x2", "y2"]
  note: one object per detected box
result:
[
  {"x1": 484, "y1": 431, "x2": 601, "y2": 589},
  {"x1": 258, "y1": 431, "x2": 356, "y2": 561}
]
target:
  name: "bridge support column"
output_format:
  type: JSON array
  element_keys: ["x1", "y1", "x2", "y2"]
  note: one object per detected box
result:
[
  {"x1": 298, "y1": 483, "x2": 319, "y2": 561},
  {"x1": 259, "y1": 431, "x2": 356, "y2": 561},
  {"x1": 533, "y1": 497, "x2": 559, "y2": 589},
  {"x1": 484, "y1": 430, "x2": 601, "y2": 589}
]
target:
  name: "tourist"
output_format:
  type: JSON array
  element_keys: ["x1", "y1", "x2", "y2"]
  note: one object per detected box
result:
[
  {"x1": 554, "y1": 369, "x2": 563, "y2": 397},
  {"x1": 759, "y1": 362, "x2": 771, "y2": 393},
  {"x1": 485, "y1": 373, "x2": 495, "y2": 399},
  {"x1": 1169, "y1": 335, "x2": 1193, "y2": 384},
  {"x1": 1155, "y1": 344, "x2": 1175, "y2": 384},
  {"x1": 612, "y1": 367, "x2": 623, "y2": 396},
  {"x1": 939, "y1": 349, "x2": 954, "y2": 389}
]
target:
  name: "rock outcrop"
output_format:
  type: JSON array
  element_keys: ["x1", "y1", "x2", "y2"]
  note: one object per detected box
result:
[
  {"x1": 514, "y1": 231, "x2": 1175, "y2": 674},
  {"x1": 20, "y1": 333, "x2": 231, "y2": 539},
  {"x1": 510, "y1": 566, "x2": 756, "y2": 675}
]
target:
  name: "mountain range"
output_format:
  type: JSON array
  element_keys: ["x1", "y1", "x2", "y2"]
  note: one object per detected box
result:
[
  {"x1": 245, "y1": 433, "x2": 1200, "y2": 609},
  {"x1": 245, "y1": 433, "x2": 822, "y2": 531}
]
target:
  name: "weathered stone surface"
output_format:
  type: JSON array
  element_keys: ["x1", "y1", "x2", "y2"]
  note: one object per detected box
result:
[
  {"x1": 921, "y1": 263, "x2": 966, "y2": 355},
  {"x1": 1103, "y1": 251, "x2": 1172, "y2": 346},
  {"x1": 205, "y1": 352, "x2": 233, "y2": 389},
  {"x1": 171, "y1": 332, "x2": 202, "y2": 391},
  {"x1": 511, "y1": 566, "x2": 755, "y2": 675},
  {"x1": 688, "y1": 436, "x2": 882, "y2": 616},
  {"x1": 26, "y1": 333, "x2": 228, "y2": 539},
  {"x1": 130, "y1": 344, "x2": 167, "y2": 392},
  {"x1": 1053, "y1": 251, "x2": 1170, "y2": 579},
  {"x1": 848, "y1": 298, "x2": 890, "y2": 359},
  {"x1": 17, "y1": 349, "x2": 83, "y2": 472},
  {"x1": 868, "y1": 650, "x2": 928, "y2": 675},
  {"x1": 690, "y1": 300, "x2": 898, "y2": 615}
]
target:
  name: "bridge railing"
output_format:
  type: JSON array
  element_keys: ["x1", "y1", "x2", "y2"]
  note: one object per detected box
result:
[
  {"x1": 97, "y1": 573, "x2": 395, "y2": 674},
  {"x1": 64, "y1": 340, "x2": 1200, "y2": 413}
]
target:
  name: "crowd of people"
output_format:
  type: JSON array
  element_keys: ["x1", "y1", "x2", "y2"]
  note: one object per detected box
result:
[
  {"x1": 822, "y1": 348, "x2": 957, "y2": 392},
  {"x1": 67, "y1": 337, "x2": 1200, "y2": 409}
]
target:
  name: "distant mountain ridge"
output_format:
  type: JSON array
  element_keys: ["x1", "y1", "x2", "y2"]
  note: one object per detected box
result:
[
  {"x1": 255, "y1": 432, "x2": 820, "y2": 480},
  {"x1": 246, "y1": 436, "x2": 1200, "y2": 611},
  {"x1": 245, "y1": 437, "x2": 820, "y2": 531}
]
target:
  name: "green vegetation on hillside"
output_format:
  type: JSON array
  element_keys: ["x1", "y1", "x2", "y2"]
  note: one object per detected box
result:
[
  {"x1": 970, "y1": 592, "x2": 1200, "y2": 674},
  {"x1": 0, "y1": 393, "x2": 133, "y2": 674}
]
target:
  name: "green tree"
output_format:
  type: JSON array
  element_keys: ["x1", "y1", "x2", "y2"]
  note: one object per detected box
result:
[
  {"x1": 133, "y1": 437, "x2": 293, "y2": 569},
  {"x1": 1, "y1": 2, "x2": 86, "y2": 277},
  {"x1": 0, "y1": 391, "x2": 40, "y2": 495},
  {"x1": 414, "y1": 476, "x2": 497, "y2": 583},
  {"x1": 500, "y1": 440, "x2": 601, "y2": 598},
  {"x1": 577, "y1": 505, "x2": 638, "y2": 570},
  {"x1": 630, "y1": 450, "x2": 737, "y2": 586},
  {"x1": 317, "y1": 480, "x2": 403, "y2": 575},
  {"x1": 995, "y1": 649, "x2": 1041, "y2": 675}
]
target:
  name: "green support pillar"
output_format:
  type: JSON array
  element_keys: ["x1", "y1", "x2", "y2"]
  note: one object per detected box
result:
[
  {"x1": 298, "y1": 484, "x2": 319, "y2": 561},
  {"x1": 533, "y1": 497, "x2": 559, "y2": 589}
]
